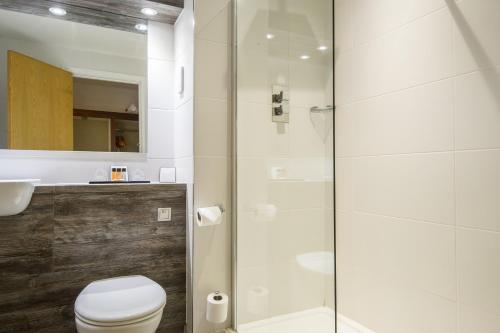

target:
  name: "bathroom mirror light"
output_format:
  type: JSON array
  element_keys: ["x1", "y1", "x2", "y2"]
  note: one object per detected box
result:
[
  {"x1": 135, "y1": 23, "x2": 148, "y2": 32},
  {"x1": 300, "y1": 55, "x2": 310, "y2": 60},
  {"x1": 49, "y1": 7, "x2": 67, "y2": 16},
  {"x1": 317, "y1": 45, "x2": 328, "y2": 51},
  {"x1": 141, "y1": 8, "x2": 158, "y2": 16}
]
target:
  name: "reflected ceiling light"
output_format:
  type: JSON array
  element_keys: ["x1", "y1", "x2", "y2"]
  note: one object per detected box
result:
[
  {"x1": 300, "y1": 55, "x2": 310, "y2": 60},
  {"x1": 135, "y1": 23, "x2": 148, "y2": 31},
  {"x1": 141, "y1": 8, "x2": 158, "y2": 16},
  {"x1": 49, "y1": 7, "x2": 67, "y2": 16},
  {"x1": 266, "y1": 33, "x2": 275, "y2": 40},
  {"x1": 317, "y1": 45, "x2": 328, "y2": 51}
]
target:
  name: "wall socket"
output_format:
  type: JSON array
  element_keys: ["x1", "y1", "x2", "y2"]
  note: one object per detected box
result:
[{"x1": 157, "y1": 208, "x2": 171, "y2": 222}]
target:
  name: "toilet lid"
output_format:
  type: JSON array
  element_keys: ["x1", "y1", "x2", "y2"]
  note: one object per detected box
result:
[{"x1": 75, "y1": 275, "x2": 166, "y2": 323}]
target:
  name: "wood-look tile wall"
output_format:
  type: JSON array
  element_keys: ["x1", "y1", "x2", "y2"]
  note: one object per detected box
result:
[{"x1": 0, "y1": 184, "x2": 186, "y2": 333}]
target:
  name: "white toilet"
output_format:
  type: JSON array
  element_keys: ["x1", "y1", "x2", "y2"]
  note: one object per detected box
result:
[{"x1": 75, "y1": 275, "x2": 167, "y2": 333}]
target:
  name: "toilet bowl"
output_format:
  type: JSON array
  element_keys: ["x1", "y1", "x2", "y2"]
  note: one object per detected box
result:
[{"x1": 75, "y1": 275, "x2": 167, "y2": 333}]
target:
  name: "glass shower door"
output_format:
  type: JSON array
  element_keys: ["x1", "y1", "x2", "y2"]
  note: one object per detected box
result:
[{"x1": 234, "y1": 0, "x2": 335, "y2": 332}]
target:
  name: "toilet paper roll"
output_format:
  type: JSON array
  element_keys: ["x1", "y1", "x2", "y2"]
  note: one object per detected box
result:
[
  {"x1": 197, "y1": 206, "x2": 223, "y2": 227},
  {"x1": 247, "y1": 286, "x2": 269, "y2": 315},
  {"x1": 206, "y1": 291, "x2": 228, "y2": 323}
]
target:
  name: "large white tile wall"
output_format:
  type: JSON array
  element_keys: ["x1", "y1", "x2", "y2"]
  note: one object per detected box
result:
[
  {"x1": 335, "y1": 0, "x2": 500, "y2": 332},
  {"x1": 192, "y1": 0, "x2": 232, "y2": 332}
]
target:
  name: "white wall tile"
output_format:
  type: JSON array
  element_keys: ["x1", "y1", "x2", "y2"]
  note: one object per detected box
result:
[
  {"x1": 338, "y1": 267, "x2": 457, "y2": 333},
  {"x1": 455, "y1": 67, "x2": 500, "y2": 150},
  {"x1": 458, "y1": 303, "x2": 500, "y2": 333},
  {"x1": 237, "y1": 101, "x2": 289, "y2": 158},
  {"x1": 147, "y1": 109, "x2": 175, "y2": 159},
  {"x1": 351, "y1": 79, "x2": 454, "y2": 156},
  {"x1": 457, "y1": 228, "x2": 500, "y2": 317},
  {"x1": 289, "y1": 107, "x2": 331, "y2": 158},
  {"x1": 452, "y1": 0, "x2": 500, "y2": 74},
  {"x1": 174, "y1": 100, "x2": 193, "y2": 159},
  {"x1": 194, "y1": 98, "x2": 228, "y2": 157},
  {"x1": 334, "y1": 0, "x2": 354, "y2": 52},
  {"x1": 148, "y1": 21, "x2": 174, "y2": 61},
  {"x1": 349, "y1": 212, "x2": 456, "y2": 300},
  {"x1": 456, "y1": 150, "x2": 500, "y2": 232},
  {"x1": 351, "y1": 9, "x2": 452, "y2": 100},
  {"x1": 194, "y1": 0, "x2": 230, "y2": 34},
  {"x1": 196, "y1": 5, "x2": 230, "y2": 44},
  {"x1": 350, "y1": 0, "x2": 447, "y2": 46},
  {"x1": 194, "y1": 156, "x2": 228, "y2": 209},
  {"x1": 175, "y1": 156, "x2": 194, "y2": 184},
  {"x1": 268, "y1": 180, "x2": 326, "y2": 211},
  {"x1": 289, "y1": 60, "x2": 330, "y2": 109},
  {"x1": 148, "y1": 59, "x2": 175, "y2": 110},
  {"x1": 175, "y1": 9, "x2": 194, "y2": 59},
  {"x1": 334, "y1": 105, "x2": 353, "y2": 157},
  {"x1": 353, "y1": 153, "x2": 455, "y2": 224},
  {"x1": 336, "y1": 0, "x2": 500, "y2": 331},
  {"x1": 335, "y1": 158, "x2": 353, "y2": 212},
  {"x1": 194, "y1": 39, "x2": 229, "y2": 100},
  {"x1": 334, "y1": 49, "x2": 355, "y2": 106}
]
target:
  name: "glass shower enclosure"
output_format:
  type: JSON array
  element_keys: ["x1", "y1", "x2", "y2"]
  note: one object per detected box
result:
[{"x1": 233, "y1": 0, "x2": 335, "y2": 332}]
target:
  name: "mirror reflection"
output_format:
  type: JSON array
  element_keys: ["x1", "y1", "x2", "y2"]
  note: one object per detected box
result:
[{"x1": 0, "y1": 5, "x2": 150, "y2": 152}]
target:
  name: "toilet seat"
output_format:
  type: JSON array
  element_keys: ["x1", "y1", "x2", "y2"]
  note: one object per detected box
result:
[
  {"x1": 75, "y1": 306, "x2": 164, "y2": 327},
  {"x1": 75, "y1": 275, "x2": 167, "y2": 326}
]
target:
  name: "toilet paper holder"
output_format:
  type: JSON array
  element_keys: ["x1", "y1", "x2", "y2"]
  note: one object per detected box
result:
[{"x1": 196, "y1": 204, "x2": 225, "y2": 222}]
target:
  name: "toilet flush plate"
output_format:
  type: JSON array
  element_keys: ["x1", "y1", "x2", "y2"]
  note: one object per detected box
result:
[{"x1": 157, "y1": 208, "x2": 171, "y2": 222}]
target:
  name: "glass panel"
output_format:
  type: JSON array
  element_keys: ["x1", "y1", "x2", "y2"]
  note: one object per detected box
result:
[{"x1": 235, "y1": 0, "x2": 334, "y2": 332}]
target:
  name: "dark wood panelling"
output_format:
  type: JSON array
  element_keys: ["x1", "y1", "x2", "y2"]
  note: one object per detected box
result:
[
  {"x1": 0, "y1": 184, "x2": 186, "y2": 333},
  {"x1": 0, "y1": 0, "x2": 183, "y2": 34}
]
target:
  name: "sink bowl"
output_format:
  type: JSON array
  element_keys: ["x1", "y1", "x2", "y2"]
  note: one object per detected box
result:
[{"x1": 0, "y1": 179, "x2": 40, "y2": 216}]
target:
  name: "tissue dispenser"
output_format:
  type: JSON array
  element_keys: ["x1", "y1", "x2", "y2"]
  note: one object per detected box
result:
[{"x1": 197, "y1": 205, "x2": 224, "y2": 227}]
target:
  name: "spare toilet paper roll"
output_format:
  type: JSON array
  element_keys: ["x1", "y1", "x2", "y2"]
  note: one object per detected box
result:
[
  {"x1": 247, "y1": 286, "x2": 269, "y2": 315},
  {"x1": 197, "y1": 206, "x2": 223, "y2": 227},
  {"x1": 206, "y1": 291, "x2": 228, "y2": 323}
]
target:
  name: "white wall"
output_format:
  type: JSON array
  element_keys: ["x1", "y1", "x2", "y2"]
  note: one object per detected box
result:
[{"x1": 335, "y1": 0, "x2": 500, "y2": 332}]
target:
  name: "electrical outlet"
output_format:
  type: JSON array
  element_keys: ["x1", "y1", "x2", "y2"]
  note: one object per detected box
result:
[{"x1": 157, "y1": 208, "x2": 171, "y2": 222}]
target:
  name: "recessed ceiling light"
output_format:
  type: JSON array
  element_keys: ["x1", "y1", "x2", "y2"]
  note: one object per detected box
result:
[
  {"x1": 135, "y1": 23, "x2": 148, "y2": 32},
  {"x1": 317, "y1": 45, "x2": 328, "y2": 51},
  {"x1": 49, "y1": 7, "x2": 67, "y2": 16},
  {"x1": 141, "y1": 8, "x2": 158, "y2": 16},
  {"x1": 266, "y1": 33, "x2": 275, "y2": 40},
  {"x1": 300, "y1": 55, "x2": 310, "y2": 60}
]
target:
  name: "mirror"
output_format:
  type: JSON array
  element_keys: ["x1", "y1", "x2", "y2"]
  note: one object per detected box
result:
[{"x1": 0, "y1": 1, "x2": 181, "y2": 153}]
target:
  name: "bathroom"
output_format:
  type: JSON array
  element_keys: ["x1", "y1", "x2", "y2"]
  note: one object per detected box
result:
[{"x1": 0, "y1": 0, "x2": 498, "y2": 332}]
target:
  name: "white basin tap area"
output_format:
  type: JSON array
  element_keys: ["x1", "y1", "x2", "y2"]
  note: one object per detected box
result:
[{"x1": 0, "y1": 179, "x2": 39, "y2": 216}]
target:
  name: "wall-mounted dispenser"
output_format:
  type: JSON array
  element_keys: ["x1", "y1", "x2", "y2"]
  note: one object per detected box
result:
[{"x1": 271, "y1": 85, "x2": 289, "y2": 123}]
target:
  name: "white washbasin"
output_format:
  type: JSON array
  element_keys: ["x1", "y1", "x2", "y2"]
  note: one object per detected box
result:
[{"x1": 0, "y1": 179, "x2": 40, "y2": 216}]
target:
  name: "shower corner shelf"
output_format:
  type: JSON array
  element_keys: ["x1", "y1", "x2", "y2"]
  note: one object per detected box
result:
[{"x1": 310, "y1": 105, "x2": 335, "y2": 113}]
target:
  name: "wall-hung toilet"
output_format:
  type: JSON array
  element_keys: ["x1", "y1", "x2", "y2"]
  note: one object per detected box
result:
[{"x1": 75, "y1": 275, "x2": 167, "y2": 333}]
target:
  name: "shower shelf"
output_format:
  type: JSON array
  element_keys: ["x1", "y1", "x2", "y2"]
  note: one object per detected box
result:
[{"x1": 310, "y1": 105, "x2": 334, "y2": 113}]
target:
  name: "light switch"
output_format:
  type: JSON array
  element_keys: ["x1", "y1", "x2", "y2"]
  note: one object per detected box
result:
[
  {"x1": 157, "y1": 208, "x2": 171, "y2": 222},
  {"x1": 159, "y1": 168, "x2": 176, "y2": 183}
]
